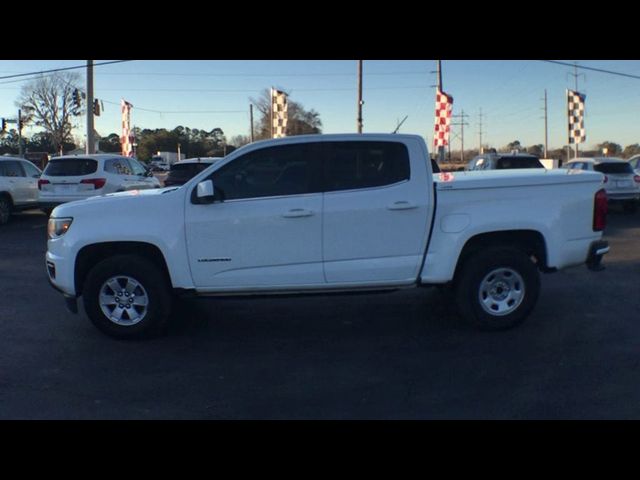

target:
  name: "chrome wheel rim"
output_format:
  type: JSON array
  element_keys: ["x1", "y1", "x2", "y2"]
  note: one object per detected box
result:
[
  {"x1": 478, "y1": 267, "x2": 525, "y2": 316},
  {"x1": 99, "y1": 276, "x2": 149, "y2": 326}
]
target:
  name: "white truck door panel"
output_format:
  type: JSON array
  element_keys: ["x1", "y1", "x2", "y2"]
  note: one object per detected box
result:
[
  {"x1": 323, "y1": 184, "x2": 429, "y2": 282},
  {"x1": 185, "y1": 141, "x2": 325, "y2": 289},
  {"x1": 186, "y1": 195, "x2": 323, "y2": 288},
  {"x1": 321, "y1": 140, "x2": 430, "y2": 283}
]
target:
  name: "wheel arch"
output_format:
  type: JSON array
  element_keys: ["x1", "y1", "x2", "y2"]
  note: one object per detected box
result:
[
  {"x1": 454, "y1": 230, "x2": 549, "y2": 282},
  {"x1": 75, "y1": 241, "x2": 172, "y2": 297}
]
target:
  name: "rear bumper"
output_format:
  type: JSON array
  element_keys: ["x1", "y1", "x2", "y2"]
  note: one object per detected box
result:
[{"x1": 586, "y1": 240, "x2": 609, "y2": 271}]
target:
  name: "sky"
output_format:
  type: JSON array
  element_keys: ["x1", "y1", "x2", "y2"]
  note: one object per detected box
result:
[{"x1": 1, "y1": 59, "x2": 640, "y2": 153}]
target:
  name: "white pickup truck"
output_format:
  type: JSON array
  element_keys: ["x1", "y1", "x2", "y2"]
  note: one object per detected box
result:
[{"x1": 45, "y1": 134, "x2": 609, "y2": 338}]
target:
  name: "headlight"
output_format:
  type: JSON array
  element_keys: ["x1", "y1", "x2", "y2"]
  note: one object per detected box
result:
[{"x1": 47, "y1": 217, "x2": 73, "y2": 239}]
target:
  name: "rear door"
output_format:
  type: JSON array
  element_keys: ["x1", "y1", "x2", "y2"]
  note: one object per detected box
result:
[
  {"x1": 321, "y1": 140, "x2": 431, "y2": 284},
  {"x1": 1, "y1": 160, "x2": 30, "y2": 204},
  {"x1": 19, "y1": 160, "x2": 42, "y2": 205}
]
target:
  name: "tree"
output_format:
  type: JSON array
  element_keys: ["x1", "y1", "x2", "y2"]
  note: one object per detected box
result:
[
  {"x1": 596, "y1": 141, "x2": 622, "y2": 156},
  {"x1": 622, "y1": 144, "x2": 640, "y2": 159},
  {"x1": 505, "y1": 140, "x2": 522, "y2": 152},
  {"x1": 17, "y1": 73, "x2": 82, "y2": 154},
  {"x1": 250, "y1": 89, "x2": 322, "y2": 140},
  {"x1": 526, "y1": 144, "x2": 544, "y2": 157},
  {"x1": 229, "y1": 135, "x2": 251, "y2": 148},
  {"x1": 99, "y1": 133, "x2": 122, "y2": 153}
]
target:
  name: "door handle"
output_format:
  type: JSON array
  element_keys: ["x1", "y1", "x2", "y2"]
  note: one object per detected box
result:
[
  {"x1": 387, "y1": 201, "x2": 418, "y2": 210},
  {"x1": 282, "y1": 208, "x2": 314, "y2": 218}
]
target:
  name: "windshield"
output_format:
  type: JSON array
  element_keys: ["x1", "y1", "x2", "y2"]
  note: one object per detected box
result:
[{"x1": 43, "y1": 159, "x2": 98, "y2": 176}]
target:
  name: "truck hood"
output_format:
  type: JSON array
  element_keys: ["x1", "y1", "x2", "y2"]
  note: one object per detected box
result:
[
  {"x1": 435, "y1": 168, "x2": 604, "y2": 190},
  {"x1": 51, "y1": 187, "x2": 182, "y2": 217}
]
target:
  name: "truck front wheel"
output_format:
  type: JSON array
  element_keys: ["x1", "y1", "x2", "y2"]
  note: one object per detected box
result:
[
  {"x1": 455, "y1": 247, "x2": 540, "y2": 331},
  {"x1": 82, "y1": 255, "x2": 172, "y2": 339}
]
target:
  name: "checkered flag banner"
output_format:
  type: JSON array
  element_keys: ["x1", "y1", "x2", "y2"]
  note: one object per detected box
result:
[
  {"x1": 271, "y1": 88, "x2": 288, "y2": 138},
  {"x1": 567, "y1": 89, "x2": 586, "y2": 145},
  {"x1": 121, "y1": 99, "x2": 134, "y2": 157},
  {"x1": 434, "y1": 88, "x2": 454, "y2": 148}
]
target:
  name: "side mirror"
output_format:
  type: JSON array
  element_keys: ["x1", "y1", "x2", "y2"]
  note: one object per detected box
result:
[{"x1": 196, "y1": 180, "x2": 215, "y2": 204}]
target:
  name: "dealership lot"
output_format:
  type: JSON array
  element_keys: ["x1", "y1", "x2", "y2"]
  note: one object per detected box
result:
[{"x1": 1, "y1": 208, "x2": 639, "y2": 419}]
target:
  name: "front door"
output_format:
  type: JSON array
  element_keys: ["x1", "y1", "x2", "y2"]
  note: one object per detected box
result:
[{"x1": 185, "y1": 142, "x2": 324, "y2": 290}]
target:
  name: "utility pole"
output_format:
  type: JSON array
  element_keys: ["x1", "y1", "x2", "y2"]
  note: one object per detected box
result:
[
  {"x1": 17, "y1": 109, "x2": 23, "y2": 157},
  {"x1": 357, "y1": 60, "x2": 363, "y2": 133},
  {"x1": 86, "y1": 60, "x2": 95, "y2": 154},
  {"x1": 249, "y1": 104, "x2": 254, "y2": 142},
  {"x1": 478, "y1": 108, "x2": 484, "y2": 154},
  {"x1": 451, "y1": 110, "x2": 469, "y2": 163},
  {"x1": 542, "y1": 89, "x2": 548, "y2": 158}
]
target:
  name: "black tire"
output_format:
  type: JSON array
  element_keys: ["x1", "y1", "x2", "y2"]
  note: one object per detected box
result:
[
  {"x1": 82, "y1": 254, "x2": 173, "y2": 339},
  {"x1": 454, "y1": 247, "x2": 540, "y2": 331}
]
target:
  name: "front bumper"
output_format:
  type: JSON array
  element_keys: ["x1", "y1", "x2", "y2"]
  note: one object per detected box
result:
[{"x1": 586, "y1": 240, "x2": 609, "y2": 271}]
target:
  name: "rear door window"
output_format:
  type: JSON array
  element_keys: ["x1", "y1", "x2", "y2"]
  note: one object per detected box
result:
[
  {"x1": 0, "y1": 160, "x2": 25, "y2": 177},
  {"x1": 104, "y1": 158, "x2": 133, "y2": 175},
  {"x1": 323, "y1": 141, "x2": 410, "y2": 192},
  {"x1": 44, "y1": 158, "x2": 98, "y2": 176}
]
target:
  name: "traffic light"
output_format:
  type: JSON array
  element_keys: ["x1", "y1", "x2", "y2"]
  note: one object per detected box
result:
[
  {"x1": 1, "y1": 118, "x2": 5, "y2": 132},
  {"x1": 72, "y1": 89, "x2": 81, "y2": 109},
  {"x1": 93, "y1": 99, "x2": 101, "y2": 116}
]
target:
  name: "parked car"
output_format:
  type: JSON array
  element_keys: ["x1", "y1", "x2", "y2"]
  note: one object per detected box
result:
[
  {"x1": 628, "y1": 154, "x2": 640, "y2": 174},
  {"x1": 38, "y1": 154, "x2": 161, "y2": 214},
  {"x1": 564, "y1": 157, "x2": 640, "y2": 212},
  {"x1": 0, "y1": 156, "x2": 42, "y2": 225},
  {"x1": 46, "y1": 134, "x2": 608, "y2": 339},
  {"x1": 163, "y1": 157, "x2": 223, "y2": 187},
  {"x1": 465, "y1": 152, "x2": 544, "y2": 171}
]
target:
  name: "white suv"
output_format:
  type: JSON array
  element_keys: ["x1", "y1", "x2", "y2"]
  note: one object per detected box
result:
[
  {"x1": 39, "y1": 154, "x2": 161, "y2": 213},
  {"x1": 0, "y1": 156, "x2": 42, "y2": 225}
]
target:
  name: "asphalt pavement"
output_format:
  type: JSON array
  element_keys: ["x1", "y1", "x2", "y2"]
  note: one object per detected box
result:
[{"x1": 1, "y1": 208, "x2": 639, "y2": 419}]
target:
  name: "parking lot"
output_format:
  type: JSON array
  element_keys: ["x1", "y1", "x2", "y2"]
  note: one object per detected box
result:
[{"x1": 1, "y1": 207, "x2": 639, "y2": 419}]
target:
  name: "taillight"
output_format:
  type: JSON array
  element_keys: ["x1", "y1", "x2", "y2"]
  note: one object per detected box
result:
[
  {"x1": 80, "y1": 178, "x2": 107, "y2": 189},
  {"x1": 634, "y1": 175, "x2": 640, "y2": 184},
  {"x1": 37, "y1": 179, "x2": 50, "y2": 190},
  {"x1": 593, "y1": 188, "x2": 608, "y2": 232}
]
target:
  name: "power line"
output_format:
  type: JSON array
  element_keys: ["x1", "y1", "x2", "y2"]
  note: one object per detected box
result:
[
  {"x1": 0, "y1": 60, "x2": 132, "y2": 82},
  {"x1": 93, "y1": 70, "x2": 432, "y2": 78},
  {"x1": 541, "y1": 60, "x2": 640, "y2": 81}
]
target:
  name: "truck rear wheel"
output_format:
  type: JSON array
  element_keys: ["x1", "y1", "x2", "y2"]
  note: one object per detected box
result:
[
  {"x1": 82, "y1": 254, "x2": 172, "y2": 339},
  {"x1": 455, "y1": 247, "x2": 540, "y2": 330}
]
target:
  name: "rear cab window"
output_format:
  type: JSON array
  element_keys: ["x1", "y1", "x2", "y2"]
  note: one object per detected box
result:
[
  {"x1": 594, "y1": 163, "x2": 634, "y2": 175},
  {"x1": 44, "y1": 158, "x2": 98, "y2": 176}
]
